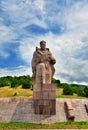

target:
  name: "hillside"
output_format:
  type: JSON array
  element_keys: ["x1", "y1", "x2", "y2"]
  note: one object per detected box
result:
[{"x1": 0, "y1": 75, "x2": 88, "y2": 98}]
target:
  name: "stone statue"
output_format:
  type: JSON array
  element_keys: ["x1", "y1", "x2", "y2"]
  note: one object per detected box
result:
[{"x1": 31, "y1": 40, "x2": 56, "y2": 91}]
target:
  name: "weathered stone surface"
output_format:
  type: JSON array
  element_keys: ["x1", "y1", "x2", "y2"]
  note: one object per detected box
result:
[
  {"x1": 42, "y1": 84, "x2": 56, "y2": 91},
  {"x1": 64, "y1": 101, "x2": 73, "y2": 110},
  {"x1": 33, "y1": 99, "x2": 56, "y2": 115},
  {"x1": 31, "y1": 41, "x2": 56, "y2": 91},
  {"x1": 85, "y1": 104, "x2": 88, "y2": 113},
  {"x1": 33, "y1": 84, "x2": 56, "y2": 115},
  {"x1": 32, "y1": 41, "x2": 56, "y2": 115},
  {"x1": 49, "y1": 91, "x2": 56, "y2": 99},
  {"x1": 33, "y1": 84, "x2": 56, "y2": 99},
  {"x1": 33, "y1": 91, "x2": 43, "y2": 99},
  {"x1": 0, "y1": 98, "x2": 88, "y2": 123},
  {"x1": 64, "y1": 101, "x2": 75, "y2": 121}
]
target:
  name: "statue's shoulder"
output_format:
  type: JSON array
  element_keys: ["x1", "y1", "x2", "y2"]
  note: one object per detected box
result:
[
  {"x1": 46, "y1": 48, "x2": 49, "y2": 51},
  {"x1": 33, "y1": 47, "x2": 39, "y2": 53},
  {"x1": 46, "y1": 48, "x2": 52, "y2": 54}
]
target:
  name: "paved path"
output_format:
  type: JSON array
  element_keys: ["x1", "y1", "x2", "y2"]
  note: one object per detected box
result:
[{"x1": 0, "y1": 98, "x2": 88, "y2": 123}]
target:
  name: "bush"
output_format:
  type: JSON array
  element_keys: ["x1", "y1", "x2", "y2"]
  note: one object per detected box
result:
[
  {"x1": 22, "y1": 80, "x2": 32, "y2": 89},
  {"x1": 11, "y1": 81, "x2": 16, "y2": 88},
  {"x1": 84, "y1": 87, "x2": 88, "y2": 97},
  {"x1": 77, "y1": 87, "x2": 85, "y2": 97},
  {"x1": 63, "y1": 84, "x2": 73, "y2": 95},
  {"x1": 10, "y1": 78, "x2": 18, "y2": 88}
]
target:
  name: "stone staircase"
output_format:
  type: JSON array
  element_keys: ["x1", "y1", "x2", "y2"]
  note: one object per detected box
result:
[{"x1": 0, "y1": 98, "x2": 88, "y2": 123}]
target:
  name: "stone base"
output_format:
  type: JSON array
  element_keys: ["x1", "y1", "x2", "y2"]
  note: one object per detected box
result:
[
  {"x1": 33, "y1": 84, "x2": 56, "y2": 115},
  {"x1": 34, "y1": 99, "x2": 56, "y2": 115}
]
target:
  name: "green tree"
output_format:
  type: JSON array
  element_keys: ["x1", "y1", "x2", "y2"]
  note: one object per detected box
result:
[
  {"x1": 22, "y1": 79, "x2": 32, "y2": 89},
  {"x1": 84, "y1": 87, "x2": 88, "y2": 97},
  {"x1": 63, "y1": 84, "x2": 73, "y2": 95},
  {"x1": 10, "y1": 76, "x2": 19, "y2": 88},
  {"x1": 77, "y1": 87, "x2": 85, "y2": 97}
]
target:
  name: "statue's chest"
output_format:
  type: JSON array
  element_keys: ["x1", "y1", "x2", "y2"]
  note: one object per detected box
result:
[{"x1": 37, "y1": 51, "x2": 50, "y2": 61}]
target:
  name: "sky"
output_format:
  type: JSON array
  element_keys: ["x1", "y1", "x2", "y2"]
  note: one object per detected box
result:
[{"x1": 0, "y1": 0, "x2": 88, "y2": 85}]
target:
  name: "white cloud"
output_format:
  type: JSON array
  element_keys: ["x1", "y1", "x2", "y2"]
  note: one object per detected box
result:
[
  {"x1": 0, "y1": 25, "x2": 17, "y2": 43},
  {"x1": 65, "y1": 1, "x2": 88, "y2": 34},
  {"x1": 1, "y1": 0, "x2": 47, "y2": 29},
  {"x1": 0, "y1": 0, "x2": 88, "y2": 85},
  {"x1": 0, "y1": 66, "x2": 32, "y2": 77},
  {"x1": 18, "y1": 31, "x2": 88, "y2": 85}
]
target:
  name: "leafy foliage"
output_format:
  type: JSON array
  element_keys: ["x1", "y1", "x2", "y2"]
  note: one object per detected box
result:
[
  {"x1": 0, "y1": 75, "x2": 32, "y2": 89},
  {"x1": 63, "y1": 84, "x2": 73, "y2": 95},
  {"x1": 0, "y1": 76, "x2": 88, "y2": 98},
  {"x1": 84, "y1": 87, "x2": 88, "y2": 97}
]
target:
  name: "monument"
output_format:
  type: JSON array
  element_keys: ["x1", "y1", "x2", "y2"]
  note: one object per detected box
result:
[{"x1": 32, "y1": 40, "x2": 56, "y2": 115}]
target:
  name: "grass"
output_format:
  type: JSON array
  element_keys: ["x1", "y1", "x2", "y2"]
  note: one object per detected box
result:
[
  {"x1": 0, "y1": 86, "x2": 33, "y2": 98},
  {"x1": 0, "y1": 86, "x2": 87, "y2": 98},
  {"x1": 0, "y1": 87, "x2": 87, "y2": 129},
  {"x1": 56, "y1": 88, "x2": 87, "y2": 99},
  {"x1": 0, "y1": 122, "x2": 88, "y2": 129}
]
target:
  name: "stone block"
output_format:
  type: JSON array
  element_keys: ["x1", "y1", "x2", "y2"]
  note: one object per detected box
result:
[
  {"x1": 67, "y1": 109, "x2": 75, "y2": 121},
  {"x1": 33, "y1": 84, "x2": 56, "y2": 115},
  {"x1": 33, "y1": 91, "x2": 42, "y2": 99},
  {"x1": 43, "y1": 105, "x2": 50, "y2": 115},
  {"x1": 51, "y1": 84, "x2": 56, "y2": 91},
  {"x1": 49, "y1": 91, "x2": 56, "y2": 99},
  {"x1": 42, "y1": 84, "x2": 56, "y2": 91},
  {"x1": 64, "y1": 101, "x2": 73, "y2": 110},
  {"x1": 50, "y1": 100, "x2": 56, "y2": 115},
  {"x1": 34, "y1": 105, "x2": 40, "y2": 114},
  {"x1": 64, "y1": 101, "x2": 75, "y2": 121},
  {"x1": 39, "y1": 105, "x2": 43, "y2": 114},
  {"x1": 43, "y1": 100, "x2": 50, "y2": 106},
  {"x1": 38, "y1": 100, "x2": 44, "y2": 105},
  {"x1": 33, "y1": 100, "x2": 38, "y2": 106},
  {"x1": 42, "y1": 91, "x2": 49, "y2": 99}
]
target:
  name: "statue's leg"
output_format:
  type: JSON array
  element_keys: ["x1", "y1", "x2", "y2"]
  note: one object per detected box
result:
[
  {"x1": 34, "y1": 63, "x2": 45, "y2": 91},
  {"x1": 45, "y1": 64, "x2": 52, "y2": 84}
]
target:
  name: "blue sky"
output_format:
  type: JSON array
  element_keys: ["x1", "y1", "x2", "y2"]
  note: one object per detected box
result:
[{"x1": 0, "y1": 0, "x2": 88, "y2": 85}]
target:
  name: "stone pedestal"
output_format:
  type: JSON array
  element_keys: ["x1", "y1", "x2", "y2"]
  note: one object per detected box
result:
[{"x1": 33, "y1": 84, "x2": 56, "y2": 115}]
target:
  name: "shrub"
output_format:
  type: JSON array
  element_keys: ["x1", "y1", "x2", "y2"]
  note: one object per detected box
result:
[
  {"x1": 10, "y1": 77, "x2": 19, "y2": 88},
  {"x1": 63, "y1": 84, "x2": 73, "y2": 95},
  {"x1": 77, "y1": 87, "x2": 85, "y2": 97},
  {"x1": 22, "y1": 80, "x2": 32, "y2": 89},
  {"x1": 84, "y1": 87, "x2": 88, "y2": 97},
  {"x1": 13, "y1": 92, "x2": 17, "y2": 96}
]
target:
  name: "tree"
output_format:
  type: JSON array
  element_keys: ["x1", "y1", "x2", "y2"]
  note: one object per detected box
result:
[
  {"x1": 84, "y1": 87, "x2": 88, "y2": 97},
  {"x1": 10, "y1": 76, "x2": 19, "y2": 88},
  {"x1": 77, "y1": 87, "x2": 85, "y2": 97},
  {"x1": 22, "y1": 80, "x2": 32, "y2": 89},
  {"x1": 63, "y1": 84, "x2": 73, "y2": 95}
]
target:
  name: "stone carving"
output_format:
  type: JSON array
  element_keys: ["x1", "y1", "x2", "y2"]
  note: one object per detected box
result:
[
  {"x1": 64, "y1": 101, "x2": 75, "y2": 121},
  {"x1": 31, "y1": 40, "x2": 56, "y2": 91},
  {"x1": 85, "y1": 104, "x2": 88, "y2": 114}
]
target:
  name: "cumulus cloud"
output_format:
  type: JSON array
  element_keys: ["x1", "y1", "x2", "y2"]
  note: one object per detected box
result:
[
  {"x1": 0, "y1": 0, "x2": 88, "y2": 85},
  {"x1": 0, "y1": 66, "x2": 32, "y2": 77}
]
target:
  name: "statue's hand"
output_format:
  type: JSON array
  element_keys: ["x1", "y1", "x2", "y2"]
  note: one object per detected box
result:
[{"x1": 50, "y1": 58, "x2": 56, "y2": 65}]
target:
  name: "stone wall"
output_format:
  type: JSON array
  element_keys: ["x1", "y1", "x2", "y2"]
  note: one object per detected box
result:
[{"x1": 0, "y1": 98, "x2": 88, "y2": 123}]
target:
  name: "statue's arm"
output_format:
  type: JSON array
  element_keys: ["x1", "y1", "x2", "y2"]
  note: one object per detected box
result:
[
  {"x1": 31, "y1": 51, "x2": 36, "y2": 76},
  {"x1": 48, "y1": 50, "x2": 56, "y2": 65}
]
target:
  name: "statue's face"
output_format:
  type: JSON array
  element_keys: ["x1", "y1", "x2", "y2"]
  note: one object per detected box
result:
[{"x1": 40, "y1": 42, "x2": 46, "y2": 50}]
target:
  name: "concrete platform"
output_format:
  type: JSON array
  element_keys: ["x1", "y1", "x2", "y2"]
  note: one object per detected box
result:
[{"x1": 0, "y1": 98, "x2": 88, "y2": 123}]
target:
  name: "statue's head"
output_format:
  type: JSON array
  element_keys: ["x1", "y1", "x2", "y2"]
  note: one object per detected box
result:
[{"x1": 40, "y1": 40, "x2": 46, "y2": 50}]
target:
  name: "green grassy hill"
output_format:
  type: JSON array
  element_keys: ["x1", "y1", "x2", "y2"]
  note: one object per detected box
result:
[
  {"x1": 0, "y1": 75, "x2": 88, "y2": 98},
  {"x1": 0, "y1": 86, "x2": 87, "y2": 98}
]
